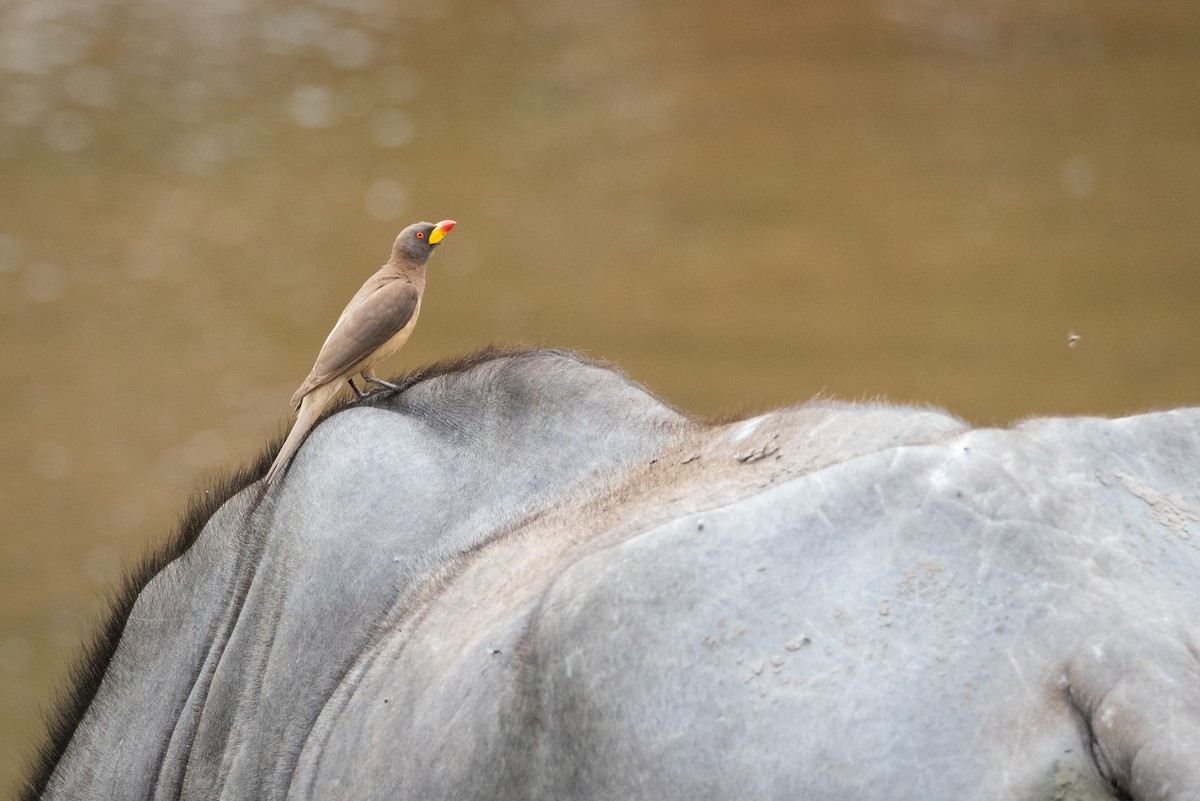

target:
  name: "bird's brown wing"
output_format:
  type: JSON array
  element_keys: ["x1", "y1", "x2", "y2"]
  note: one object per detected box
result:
[{"x1": 291, "y1": 279, "x2": 420, "y2": 407}]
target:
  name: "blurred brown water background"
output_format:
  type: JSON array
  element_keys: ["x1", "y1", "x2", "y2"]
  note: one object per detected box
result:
[{"x1": 2, "y1": 0, "x2": 1199, "y2": 792}]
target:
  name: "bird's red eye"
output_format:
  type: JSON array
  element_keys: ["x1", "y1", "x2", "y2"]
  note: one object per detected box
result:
[{"x1": 416, "y1": 232, "x2": 425, "y2": 239}]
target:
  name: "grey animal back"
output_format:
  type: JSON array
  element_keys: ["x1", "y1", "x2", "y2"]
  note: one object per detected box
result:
[{"x1": 31, "y1": 349, "x2": 1200, "y2": 801}]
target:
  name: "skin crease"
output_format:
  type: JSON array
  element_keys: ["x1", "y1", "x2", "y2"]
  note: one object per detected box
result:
[{"x1": 264, "y1": 219, "x2": 455, "y2": 484}]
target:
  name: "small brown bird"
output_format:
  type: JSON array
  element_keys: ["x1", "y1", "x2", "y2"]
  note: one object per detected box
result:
[{"x1": 265, "y1": 219, "x2": 456, "y2": 483}]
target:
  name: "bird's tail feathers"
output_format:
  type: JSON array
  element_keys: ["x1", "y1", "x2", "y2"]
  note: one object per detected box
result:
[{"x1": 265, "y1": 382, "x2": 340, "y2": 484}]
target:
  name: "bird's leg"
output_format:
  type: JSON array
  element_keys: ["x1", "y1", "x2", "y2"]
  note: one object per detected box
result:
[
  {"x1": 362, "y1": 372, "x2": 400, "y2": 391},
  {"x1": 347, "y1": 377, "x2": 365, "y2": 399}
]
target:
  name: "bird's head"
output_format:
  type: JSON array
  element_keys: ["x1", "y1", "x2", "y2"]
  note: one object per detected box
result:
[{"x1": 392, "y1": 219, "x2": 456, "y2": 265}]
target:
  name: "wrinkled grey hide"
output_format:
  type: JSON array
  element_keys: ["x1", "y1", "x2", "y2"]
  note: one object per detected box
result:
[{"x1": 34, "y1": 350, "x2": 1200, "y2": 801}]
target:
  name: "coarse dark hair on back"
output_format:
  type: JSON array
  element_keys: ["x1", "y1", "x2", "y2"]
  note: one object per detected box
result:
[
  {"x1": 16, "y1": 344, "x2": 609, "y2": 798},
  {"x1": 350, "y1": 343, "x2": 695, "y2": 425},
  {"x1": 358, "y1": 344, "x2": 593, "y2": 403}
]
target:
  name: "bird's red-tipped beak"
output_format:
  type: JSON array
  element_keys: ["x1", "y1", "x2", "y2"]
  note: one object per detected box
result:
[{"x1": 429, "y1": 219, "x2": 456, "y2": 245}]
